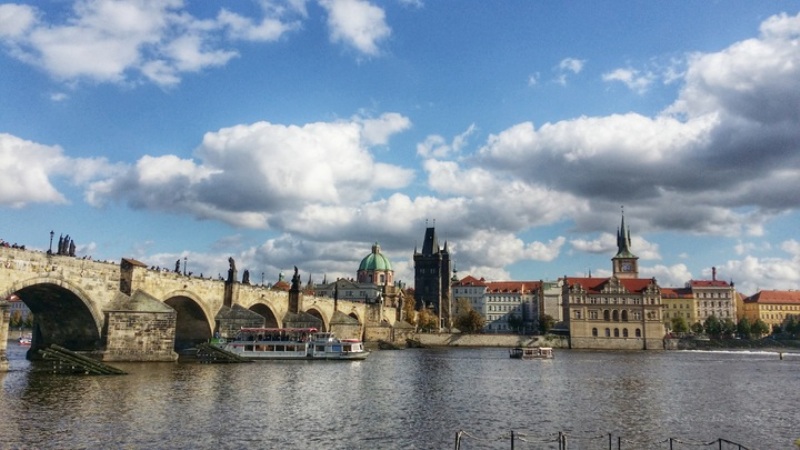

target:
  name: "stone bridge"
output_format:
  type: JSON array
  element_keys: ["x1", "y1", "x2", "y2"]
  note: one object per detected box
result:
[{"x1": 0, "y1": 247, "x2": 412, "y2": 369}]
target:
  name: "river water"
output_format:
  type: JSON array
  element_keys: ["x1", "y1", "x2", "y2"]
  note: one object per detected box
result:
[{"x1": 1, "y1": 344, "x2": 797, "y2": 449}]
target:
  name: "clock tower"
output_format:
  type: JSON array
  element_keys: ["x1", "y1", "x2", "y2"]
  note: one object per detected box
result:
[{"x1": 612, "y1": 210, "x2": 639, "y2": 279}]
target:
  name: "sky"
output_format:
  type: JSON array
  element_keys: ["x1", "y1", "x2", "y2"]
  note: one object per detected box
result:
[{"x1": 1, "y1": 0, "x2": 800, "y2": 296}]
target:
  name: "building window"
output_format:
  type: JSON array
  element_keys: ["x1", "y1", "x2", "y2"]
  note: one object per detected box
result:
[
  {"x1": 612, "y1": 310, "x2": 619, "y2": 321},
  {"x1": 614, "y1": 328, "x2": 620, "y2": 337},
  {"x1": 592, "y1": 328, "x2": 598, "y2": 337},
  {"x1": 635, "y1": 328, "x2": 642, "y2": 337},
  {"x1": 621, "y1": 310, "x2": 629, "y2": 321},
  {"x1": 605, "y1": 328, "x2": 611, "y2": 337},
  {"x1": 623, "y1": 328, "x2": 629, "y2": 338},
  {"x1": 603, "y1": 310, "x2": 610, "y2": 321}
]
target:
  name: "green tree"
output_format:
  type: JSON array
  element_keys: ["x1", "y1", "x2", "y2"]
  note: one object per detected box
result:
[
  {"x1": 721, "y1": 318, "x2": 737, "y2": 338},
  {"x1": 670, "y1": 316, "x2": 689, "y2": 333},
  {"x1": 690, "y1": 321, "x2": 704, "y2": 334},
  {"x1": 752, "y1": 319, "x2": 770, "y2": 337},
  {"x1": 507, "y1": 314, "x2": 524, "y2": 333},
  {"x1": 9, "y1": 310, "x2": 22, "y2": 328},
  {"x1": 783, "y1": 316, "x2": 800, "y2": 338},
  {"x1": 538, "y1": 315, "x2": 556, "y2": 335},
  {"x1": 703, "y1": 315, "x2": 722, "y2": 338},
  {"x1": 737, "y1": 317, "x2": 752, "y2": 339},
  {"x1": 456, "y1": 310, "x2": 485, "y2": 334}
]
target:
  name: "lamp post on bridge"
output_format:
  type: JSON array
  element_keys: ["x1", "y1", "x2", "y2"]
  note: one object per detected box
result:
[
  {"x1": 48, "y1": 230, "x2": 54, "y2": 254},
  {"x1": 183, "y1": 257, "x2": 187, "y2": 276},
  {"x1": 261, "y1": 272, "x2": 265, "y2": 286}
]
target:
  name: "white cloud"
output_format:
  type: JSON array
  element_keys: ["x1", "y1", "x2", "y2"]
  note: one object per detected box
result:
[
  {"x1": 0, "y1": 0, "x2": 305, "y2": 86},
  {"x1": 0, "y1": 133, "x2": 120, "y2": 207},
  {"x1": 602, "y1": 67, "x2": 654, "y2": 94},
  {"x1": 416, "y1": 124, "x2": 476, "y2": 159},
  {"x1": 476, "y1": 12, "x2": 800, "y2": 237},
  {"x1": 85, "y1": 115, "x2": 414, "y2": 228},
  {"x1": 319, "y1": 0, "x2": 390, "y2": 56},
  {"x1": 0, "y1": 4, "x2": 37, "y2": 38},
  {"x1": 559, "y1": 57, "x2": 585, "y2": 74}
]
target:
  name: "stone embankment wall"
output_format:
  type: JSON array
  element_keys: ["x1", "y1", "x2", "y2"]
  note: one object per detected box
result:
[{"x1": 414, "y1": 333, "x2": 569, "y2": 348}]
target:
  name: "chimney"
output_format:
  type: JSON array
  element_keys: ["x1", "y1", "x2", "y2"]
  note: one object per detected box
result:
[{"x1": 712, "y1": 266, "x2": 717, "y2": 281}]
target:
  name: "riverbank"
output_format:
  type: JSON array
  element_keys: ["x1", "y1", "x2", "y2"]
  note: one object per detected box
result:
[{"x1": 676, "y1": 337, "x2": 800, "y2": 353}]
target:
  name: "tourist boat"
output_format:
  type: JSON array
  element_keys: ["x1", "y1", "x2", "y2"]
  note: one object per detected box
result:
[
  {"x1": 217, "y1": 327, "x2": 369, "y2": 361},
  {"x1": 17, "y1": 335, "x2": 32, "y2": 346},
  {"x1": 509, "y1": 347, "x2": 554, "y2": 360}
]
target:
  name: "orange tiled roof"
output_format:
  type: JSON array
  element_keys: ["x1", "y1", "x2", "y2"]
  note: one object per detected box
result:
[
  {"x1": 745, "y1": 290, "x2": 800, "y2": 304},
  {"x1": 454, "y1": 275, "x2": 487, "y2": 287},
  {"x1": 661, "y1": 287, "x2": 693, "y2": 299},
  {"x1": 690, "y1": 280, "x2": 732, "y2": 288},
  {"x1": 485, "y1": 281, "x2": 540, "y2": 293},
  {"x1": 564, "y1": 277, "x2": 655, "y2": 294}
]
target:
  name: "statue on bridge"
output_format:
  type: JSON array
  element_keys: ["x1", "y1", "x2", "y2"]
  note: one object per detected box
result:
[
  {"x1": 227, "y1": 257, "x2": 237, "y2": 283},
  {"x1": 242, "y1": 269, "x2": 250, "y2": 285},
  {"x1": 291, "y1": 266, "x2": 301, "y2": 291}
]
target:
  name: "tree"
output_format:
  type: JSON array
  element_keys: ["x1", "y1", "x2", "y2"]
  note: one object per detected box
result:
[
  {"x1": 690, "y1": 322, "x2": 704, "y2": 334},
  {"x1": 507, "y1": 314, "x2": 524, "y2": 334},
  {"x1": 721, "y1": 318, "x2": 737, "y2": 338},
  {"x1": 737, "y1": 317, "x2": 752, "y2": 339},
  {"x1": 9, "y1": 310, "x2": 22, "y2": 328},
  {"x1": 402, "y1": 297, "x2": 417, "y2": 326},
  {"x1": 751, "y1": 319, "x2": 770, "y2": 337},
  {"x1": 783, "y1": 316, "x2": 799, "y2": 338},
  {"x1": 670, "y1": 316, "x2": 689, "y2": 333},
  {"x1": 456, "y1": 310, "x2": 485, "y2": 334},
  {"x1": 417, "y1": 307, "x2": 439, "y2": 332},
  {"x1": 23, "y1": 312, "x2": 34, "y2": 329},
  {"x1": 703, "y1": 315, "x2": 722, "y2": 338},
  {"x1": 538, "y1": 315, "x2": 556, "y2": 335}
]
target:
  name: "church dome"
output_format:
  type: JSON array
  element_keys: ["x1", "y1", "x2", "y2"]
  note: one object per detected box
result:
[{"x1": 358, "y1": 242, "x2": 393, "y2": 272}]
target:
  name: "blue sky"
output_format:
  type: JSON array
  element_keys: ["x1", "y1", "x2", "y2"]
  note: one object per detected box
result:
[{"x1": 1, "y1": 0, "x2": 799, "y2": 295}]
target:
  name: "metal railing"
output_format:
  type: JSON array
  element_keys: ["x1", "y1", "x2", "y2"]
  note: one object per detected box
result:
[{"x1": 453, "y1": 430, "x2": 753, "y2": 450}]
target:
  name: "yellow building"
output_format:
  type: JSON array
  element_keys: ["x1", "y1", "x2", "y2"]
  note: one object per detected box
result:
[
  {"x1": 563, "y1": 213, "x2": 665, "y2": 350},
  {"x1": 742, "y1": 290, "x2": 800, "y2": 332},
  {"x1": 661, "y1": 288, "x2": 696, "y2": 328}
]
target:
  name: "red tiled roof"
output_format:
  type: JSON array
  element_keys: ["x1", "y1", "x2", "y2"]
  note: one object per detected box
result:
[
  {"x1": 690, "y1": 280, "x2": 731, "y2": 288},
  {"x1": 745, "y1": 290, "x2": 800, "y2": 304},
  {"x1": 661, "y1": 287, "x2": 693, "y2": 299},
  {"x1": 485, "y1": 281, "x2": 540, "y2": 293},
  {"x1": 564, "y1": 277, "x2": 655, "y2": 294},
  {"x1": 454, "y1": 275, "x2": 487, "y2": 287}
]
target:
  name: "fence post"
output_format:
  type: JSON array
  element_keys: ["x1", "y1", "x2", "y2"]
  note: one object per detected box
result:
[
  {"x1": 511, "y1": 430, "x2": 514, "y2": 450},
  {"x1": 454, "y1": 430, "x2": 462, "y2": 450}
]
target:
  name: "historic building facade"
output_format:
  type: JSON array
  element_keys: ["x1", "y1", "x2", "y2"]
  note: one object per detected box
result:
[
  {"x1": 742, "y1": 290, "x2": 800, "y2": 332},
  {"x1": 562, "y1": 214, "x2": 666, "y2": 350},
  {"x1": 414, "y1": 225, "x2": 452, "y2": 329}
]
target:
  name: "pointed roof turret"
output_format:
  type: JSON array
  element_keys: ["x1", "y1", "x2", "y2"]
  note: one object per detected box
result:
[{"x1": 614, "y1": 208, "x2": 637, "y2": 259}]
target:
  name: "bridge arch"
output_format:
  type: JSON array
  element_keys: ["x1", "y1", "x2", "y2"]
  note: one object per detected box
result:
[
  {"x1": 305, "y1": 307, "x2": 328, "y2": 331},
  {"x1": 163, "y1": 290, "x2": 213, "y2": 351},
  {"x1": 4, "y1": 277, "x2": 105, "y2": 356},
  {"x1": 249, "y1": 303, "x2": 280, "y2": 328}
]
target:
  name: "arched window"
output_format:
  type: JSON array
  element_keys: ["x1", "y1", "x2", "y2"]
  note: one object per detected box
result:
[
  {"x1": 635, "y1": 328, "x2": 642, "y2": 337},
  {"x1": 592, "y1": 328, "x2": 598, "y2": 337},
  {"x1": 614, "y1": 328, "x2": 620, "y2": 337},
  {"x1": 623, "y1": 328, "x2": 629, "y2": 337},
  {"x1": 621, "y1": 310, "x2": 629, "y2": 321},
  {"x1": 612, "y1": 310, "x2": 620, "y2": 321},
  {"x1": 603, "y1": 310, "x2": 610, "y2": 321},
  {"x1": 605, "y1": 328, "x2": 611, "y2": 337}
]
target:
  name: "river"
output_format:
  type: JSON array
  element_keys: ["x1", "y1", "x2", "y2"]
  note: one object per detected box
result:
[{"x1": 1, "y1": 344, "x2": 797, "y2": 449}]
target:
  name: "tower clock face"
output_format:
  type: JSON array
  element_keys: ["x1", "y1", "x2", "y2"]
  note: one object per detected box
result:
[{"x1": 621, "y1": 262, "x2": 632, "y2": 272}]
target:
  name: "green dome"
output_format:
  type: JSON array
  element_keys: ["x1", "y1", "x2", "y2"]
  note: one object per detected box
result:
[{"x1": 359, "y1": 242, "x2": 393, "y2": 271}]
